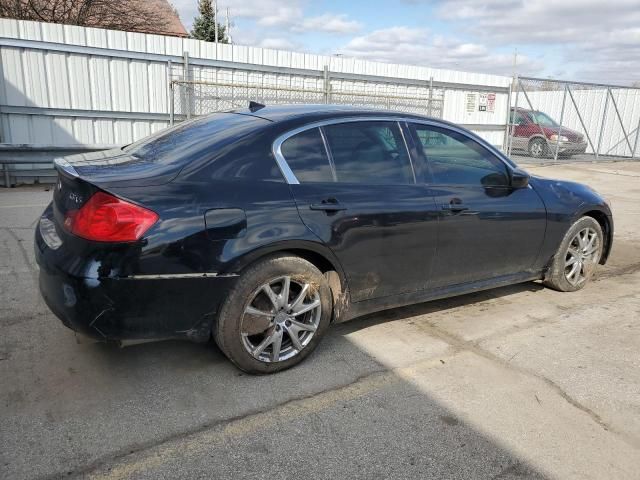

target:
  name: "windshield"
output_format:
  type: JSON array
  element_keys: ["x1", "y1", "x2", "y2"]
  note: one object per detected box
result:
[{"x1": 531, "y1": 111, "x2": 559, "y2": 127}]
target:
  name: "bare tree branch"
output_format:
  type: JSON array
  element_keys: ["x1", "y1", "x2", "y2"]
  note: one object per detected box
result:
[{"x1": 0, "y1": 0, "x2": 177, "y2": 35}]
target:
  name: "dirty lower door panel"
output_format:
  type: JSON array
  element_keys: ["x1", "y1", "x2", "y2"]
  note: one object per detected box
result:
[{"x1": 291, "y1": 183, "x2": 439, "y2": 301}]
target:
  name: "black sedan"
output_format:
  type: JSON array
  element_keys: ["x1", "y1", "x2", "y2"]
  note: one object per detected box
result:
[{"x1": 36, "y1": 104, "x2": 613, "y2": 373}]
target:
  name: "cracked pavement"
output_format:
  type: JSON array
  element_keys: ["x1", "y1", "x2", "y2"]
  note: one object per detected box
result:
[{"x1": 1, "y1": 162, "x2": 640, "y2": 479}]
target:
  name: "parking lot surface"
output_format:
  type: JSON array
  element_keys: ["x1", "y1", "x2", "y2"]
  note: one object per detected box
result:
[{"x1": 1, "y1": 162, "x2": 639, "y2": 479}]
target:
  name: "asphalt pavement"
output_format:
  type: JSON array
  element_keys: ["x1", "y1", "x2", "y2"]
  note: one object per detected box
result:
[{"x1": 1, "y1": 162, "x2": 639, "y2": 479}]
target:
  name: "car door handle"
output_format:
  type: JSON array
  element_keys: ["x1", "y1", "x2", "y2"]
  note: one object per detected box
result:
[
  {"x1": 441, "y1": 203, "x2": 469, "y2": 212},
  {"x1": 309, "y1": 199, "x2": 347, "y2": 212}
]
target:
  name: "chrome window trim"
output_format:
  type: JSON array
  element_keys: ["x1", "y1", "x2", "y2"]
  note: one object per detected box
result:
[
  {"x1": 123, "y1": 273, "x2": 239, "y2": 280},
  {"x1": 318, "y1": 126, "x2": 338, "y2": 182},
  {"x1": 272, "y1": 115, "x2": 421, "y2": 185},
  {"x1": 397, "y1": 121, "x2": 417, "y2": 184}
]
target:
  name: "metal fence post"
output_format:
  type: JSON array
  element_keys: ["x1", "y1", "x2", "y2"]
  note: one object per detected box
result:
[
  {"x1": 183, "y1": 51, "x2": 191, "y2": 120},
  {"x1": 632, "y1": 117, "x2": 640, "y2": 159},
  {"x1": 596, "y1": 90, "x2": 610, "y2": 159},
  {"x1": 323, "y1": 66, "x2": 330, "y2": 104},
  {"x1": 553, "y1": 84, "x2": 568, "y2": 161},
  {"x1": 503, "y1": 79, "x2": 513, "y2": 154},
  {"x1": 169, "y1": 82, "x2": 175, "y2": 126},
  {"x1": 519, "y1": 81, "x2": 552, "y2": 161},
  {"x1": 507, "y1": 76, "x2": 518, "y2": 157},
  {"x1": 168, "y1": 60, "x2": 174, "y2": 126},
  {"x1": 428, "y1": 77, "x2": 433, "y2": 117},
  {"x1": 3, "y1": 164, "x2": 10, "y2": 188}
]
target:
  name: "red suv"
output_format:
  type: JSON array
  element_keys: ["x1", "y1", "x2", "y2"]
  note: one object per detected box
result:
[{"x1": 510, "y1": 108, "x2": 587, "y2": 158}]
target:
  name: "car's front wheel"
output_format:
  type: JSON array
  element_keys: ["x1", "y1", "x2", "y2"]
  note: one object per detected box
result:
[
  {"x1": 529, "y1": 138, "x2": 549, "y2": 158},
  {"x1": 214, "y1": 254, "x2": 332, "y2": 374},
  {"x1": 544, "y1": 216, "x2": 604, "y2": 292}
]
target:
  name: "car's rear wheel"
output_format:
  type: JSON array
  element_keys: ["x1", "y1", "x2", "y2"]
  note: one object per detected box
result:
[
  {"x1": 214, "y1": 254, "x2": 332, "y2": 374},
  {"x1": 544, "y1": 216, "x2": 603, "y2": 292},
  {"x1": 529, "y1": 138, "x2": 549, "y2": 158}
]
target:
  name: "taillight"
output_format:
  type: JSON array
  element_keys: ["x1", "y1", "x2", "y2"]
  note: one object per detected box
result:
[{"x1": 64, "y1": 192, "x2": 158, "y2": 242}]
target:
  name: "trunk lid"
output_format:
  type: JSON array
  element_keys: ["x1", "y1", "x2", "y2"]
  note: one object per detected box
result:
[{"x1": 54, "y1": 147, "x2": 182, "y2": 188}]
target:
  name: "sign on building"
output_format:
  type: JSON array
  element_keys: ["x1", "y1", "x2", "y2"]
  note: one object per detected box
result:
[{"x1": 466, "y1": 93, "x2": 477, "y2": 113}]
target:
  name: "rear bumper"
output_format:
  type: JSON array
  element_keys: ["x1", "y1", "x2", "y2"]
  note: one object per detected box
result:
[{"x1": 35, "y1": 221, "x2": 237, "y2": 342}]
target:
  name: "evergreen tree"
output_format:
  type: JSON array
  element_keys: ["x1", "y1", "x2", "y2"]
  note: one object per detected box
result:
[{"x1": 190, "y1": 0, "x2": 228, "y2": 43}]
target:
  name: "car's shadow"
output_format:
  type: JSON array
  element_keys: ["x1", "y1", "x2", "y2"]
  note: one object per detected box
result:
[
  {"x1": 3, "y1": 278, "x2": 549, "y2": 479},
  {"x1": 91, "y1": 280, "x2": 543, "y2": 362}
]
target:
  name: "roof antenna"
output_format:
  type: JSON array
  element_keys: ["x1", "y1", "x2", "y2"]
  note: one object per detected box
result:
[{"x1": 249, "y1": 101, "x2": 266, "y2": 112}]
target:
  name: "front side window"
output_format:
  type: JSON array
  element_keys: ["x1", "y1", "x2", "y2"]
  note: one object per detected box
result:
[
  {"x1": 280, "y1": 128, "x2": 333, "y2": 183},
  {"x1": 530, "y1": 111, "x2": 559, "y2": 127},
  {"x1": 511, "y1": 111, "x2": 528, "y2": 125},
  {"x1": 411, "y1": 124, "x2": 509, "y2": 187},
  {"x1": 323, "y1": 121, "x2": 414, "y2": 184}
]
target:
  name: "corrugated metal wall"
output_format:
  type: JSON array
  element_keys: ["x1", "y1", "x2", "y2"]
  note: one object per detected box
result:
[
  {"x1": 0, "y1": 20, "x2": 175, "y2": 147},
  {"x1": 0, "y1": 18, "x2": 512, "y2": 153}
]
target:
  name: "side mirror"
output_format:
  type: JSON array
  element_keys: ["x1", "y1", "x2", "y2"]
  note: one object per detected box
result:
[{"x1": 510, "y1": 168, "x2": 530, "y2": 189}]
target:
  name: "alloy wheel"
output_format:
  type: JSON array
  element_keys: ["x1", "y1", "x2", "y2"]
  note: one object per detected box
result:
[
  {"x1": 530, "y1": 140, "x2": 545, "y2": 157},
  {"x1": 240, "y1": 276, "x2": 321, "y2": 363},
  {"x1": 564, "y1": 227, "x2": 601, "y2": 286}
]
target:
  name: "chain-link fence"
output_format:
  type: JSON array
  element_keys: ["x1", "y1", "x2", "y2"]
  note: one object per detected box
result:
[
  {"x1": 170, "y1": 62, "x2": 325, "y2": 117},
  {"x1": 507, "y1": 77, "x2": 640, "y2": 163},
  {"x1": 169, "y1": 54, "x2": 445, "y2": 124},
  {"x1": 328, "y1": 77, "x2": 444, "y2": 118}
]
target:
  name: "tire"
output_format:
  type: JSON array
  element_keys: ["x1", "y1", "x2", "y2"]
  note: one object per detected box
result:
[
  {"x1": 543, "y1": 216, "x2": 604, "y2": 292},
  {"x1": 529, "y1": 138, "x2": 549, "y2": 158},
  {"x1": 214, "y1": 254, "x2": 332, "y2": 374}
]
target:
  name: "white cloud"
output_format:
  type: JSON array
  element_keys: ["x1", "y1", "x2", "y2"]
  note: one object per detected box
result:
[
  {"x1": 338, "y1": 27, "x2": 543, "y2": 77},
  {"x1": 430, "y1": 0, "x2": 640, "y2": 83},
  {"x1": 172, "y1": 0, "x2": 640, "y2": 84},
  {"x1": 436, "y1": 0, "x2": 640, "y2": 42},
  {"x1": 295, "y1": 14, "x2": 362, "y2": 34},
  {"x1": 254, "y1": 5, "x2": 303, "y2": 28},
  {"x1": 173, "y1": 0, "x2": 360, "y2": 35}
]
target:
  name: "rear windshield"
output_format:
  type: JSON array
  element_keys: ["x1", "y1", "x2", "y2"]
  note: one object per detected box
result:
[{"x1": 123, "y1": 113, "x2": 262, "y2": 164}]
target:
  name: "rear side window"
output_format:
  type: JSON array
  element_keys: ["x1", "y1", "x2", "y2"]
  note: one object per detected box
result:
[
  {"x1": 323, "y1": 121, "x2": 414, "y2": 184},
  {"x1": 411, "y1": 124, "x2": 509, "y2": 187},
  {"x1": 280, "y1": 128, "x2": 334, "y2": 182}
]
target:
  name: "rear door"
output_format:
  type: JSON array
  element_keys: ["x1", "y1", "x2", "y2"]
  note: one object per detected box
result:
[
  {"x1": 276, "y1": 119, "x2": 439, "y2": 302},
  {"x1": 408, "y1": 122, "x2": 546, "y2": 288}
]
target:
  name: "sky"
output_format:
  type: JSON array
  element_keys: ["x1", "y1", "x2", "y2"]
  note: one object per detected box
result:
[{"x1": 171, "y1": 0, "x2": 640, "y2": 86}]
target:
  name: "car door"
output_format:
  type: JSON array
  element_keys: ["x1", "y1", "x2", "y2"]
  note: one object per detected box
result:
[
  {"x1": 275, "y1": 119, "x2": 439, "y2": 302},
  {"x1": 408, "y1": 122, "x2": 546, "y2": 289}
]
